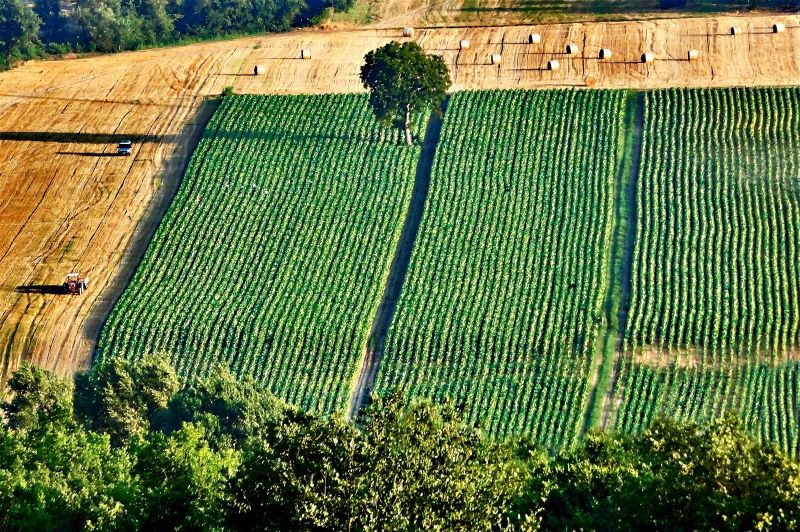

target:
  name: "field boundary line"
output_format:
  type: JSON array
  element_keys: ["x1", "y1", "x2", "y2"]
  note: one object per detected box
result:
[
  {"x1": 581, "y1": 91, "x2": 644, "y2": 435},
  {"x1": 347, "y1": 101, "x2": 447, "y2": 421},
  {"x1": 84, "y1": 98, "x2": 221, "y2": 367},
  {"x1": 600, "y1": 91, "x2": 644, "y2": 431}
]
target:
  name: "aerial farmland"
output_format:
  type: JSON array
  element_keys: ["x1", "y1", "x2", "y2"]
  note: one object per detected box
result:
[{"x1": 2, "y1": 0, "x2": 800, "y2": 461}]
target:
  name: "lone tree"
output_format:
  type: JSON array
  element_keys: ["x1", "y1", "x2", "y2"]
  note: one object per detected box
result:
[{"x1": 360, "y1": 41, "x2": 450, "y2": 145}]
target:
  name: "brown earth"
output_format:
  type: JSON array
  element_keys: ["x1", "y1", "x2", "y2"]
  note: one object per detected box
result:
[{"x1": 1, "y1": 13, "x2": 800, "y2": 382}]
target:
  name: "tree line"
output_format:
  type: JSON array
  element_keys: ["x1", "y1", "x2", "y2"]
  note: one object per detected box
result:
[
  {"x1": 1, "y1": 356, "x2": 798, "y2": 530},
  {"x1": 0, "y1": 0, "x2": 352, "y2": 69}
]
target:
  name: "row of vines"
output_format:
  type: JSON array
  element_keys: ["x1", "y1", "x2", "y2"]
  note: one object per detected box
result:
[
  {"x1": 97, "y1": 94, "x2": 420, "y2": 413},
  {"x1": 375, "y1": 89, "x2": 626, "y2": 446},
  {"x1": 613, "y1": 88, "x2": 800, "y2": 457}
]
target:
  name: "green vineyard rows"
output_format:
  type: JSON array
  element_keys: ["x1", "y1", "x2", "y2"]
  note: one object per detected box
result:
[
  {"x1": 97, "y1": 94, "x2": 421, "y2": 413},
  {"x1": 614, "y1": 88, "x2": 800, "y2": 457},
  {"x1": 374, "y1": 89, "x2": 626, "y2": 445}
]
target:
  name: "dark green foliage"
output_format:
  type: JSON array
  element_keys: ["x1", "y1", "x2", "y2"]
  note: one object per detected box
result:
[
  {"x1": 0, "y1": 0, "x2": 353, "y2": 68},
  {"x1": 360, "y1": 41, "x2": 450, "y2": 144},
  {"x1": 74, "y1": 355, "x2": 179, "y2": 446},
  {"x1": 33, "y1": 0, "x2": 66, "y2": 43},
  {"x1": 1, "y1": 360, "x2": 798, "y2": 530},
  {"x1": 0, "y1": 0, "x2": 40, "y2": 68},
  {"x1": 536, "y1": 417, "x2": 800, "y2": 530},
  {"x1": 3, "y1": 364, "x2": 73, "y2": 433}
]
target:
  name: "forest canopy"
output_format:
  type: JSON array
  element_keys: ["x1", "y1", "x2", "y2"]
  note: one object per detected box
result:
[
  {"x1": 1, "y1": 357, "x2": 798, "y2": 530},
  {"x1": 0, "y1": 0, "x2": 351, "y2": 69}
]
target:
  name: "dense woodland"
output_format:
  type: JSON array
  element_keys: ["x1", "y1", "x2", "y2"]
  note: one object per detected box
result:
[
  {"x1": 0, "y1": 0, "x2": 351, "y2": 69},
  {"x1": 0, "y1": 356, "x2": 798, "y2": 530}
]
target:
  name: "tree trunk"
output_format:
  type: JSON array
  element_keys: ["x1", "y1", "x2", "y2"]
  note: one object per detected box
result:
[{"x1": 404, "y1": 105, "x2": 412, "y2": 146}]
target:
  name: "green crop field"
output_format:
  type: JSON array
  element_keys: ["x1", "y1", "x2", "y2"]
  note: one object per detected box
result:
[
  {"x1": 97, "y1": 93, "x2": 421, "y2": 413},
  {"x1": 97, "y1": 87, "x2": 800, "y2": 455},
  {"x1": 612, "y1": 88, "x2": 800, "y2": 457},
  {"x1": 374, "y1": 89, "x2": 626, "y2": 445}
]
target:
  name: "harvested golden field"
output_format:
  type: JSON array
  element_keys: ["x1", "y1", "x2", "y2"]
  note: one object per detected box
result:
[{"x1": 0, "y1": 13, "x2": 799, "y2": 382}]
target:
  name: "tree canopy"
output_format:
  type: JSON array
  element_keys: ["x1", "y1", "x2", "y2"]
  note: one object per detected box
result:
[
  {"x1": 0, "y1": 0, "x2": 354, "y2": 70},
  {"x1": 360, "y1": 41, "x2": 451, "y2": 145},
  {"x1": 1, "y1": 358, "x2": 798, "y2": 530}
]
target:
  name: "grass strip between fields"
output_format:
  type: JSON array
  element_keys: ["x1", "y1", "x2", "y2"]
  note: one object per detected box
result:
[{"x1": 583, "y1": 91, "x2": 643, "y2": 434}]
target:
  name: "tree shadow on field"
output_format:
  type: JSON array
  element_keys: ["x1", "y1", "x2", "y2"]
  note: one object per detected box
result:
[
  {"x1": 0, "y1": 132, "x2": 177, "y2": 144},
  {"x1": 16, "y1": 284, "x2": 66, "y2": 295}
]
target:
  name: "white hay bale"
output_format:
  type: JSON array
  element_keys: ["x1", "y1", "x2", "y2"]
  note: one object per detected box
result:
[
  {"x1": 599, "y1": 48, "x2": 612, "y2": 60},
  {"x1": 773, "y1": 22, "x2": 786, "y2": 33},
  {"x1": 641, "y1": 52, "x2": 655, "y2": 63},
  {"x1": 490, "y1": 54, "x2": 502, "y2": 64},
  {"x1": 687, "y1": 49, "x2": 699, "y2": 60},
  {"x1": 566, "y1": 43, "x2": 579, "y2": 54},
  {"x1": 730, "y1": 25, "x2": 742, "y2": 35},
  {"x1": 459, "y1": 39, "x2": 471, "y2": 49},
  {"x1": 300, "y1": 49, "x2": 311, "y2": 59},
  {"x1": 402, "y1": 27, "x2": 415, "y2": 37},
  {"x1": 253, "y1": 65, "x2": 262, "y2": 75},
  {"x1": 547, "y1": 59, "x2": 560, "y2": 70},
  {"x1": 528, "y1": 33, "x2": 541, "y2": 44}
]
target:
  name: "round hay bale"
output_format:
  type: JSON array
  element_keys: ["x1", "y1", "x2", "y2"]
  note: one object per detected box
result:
[
  {"x1": 687, "y1": 49, "x2": 699, "y2": 60},
  {"x1": 528, "y1": 33, "x2": 541, "y2": 44},
  {"x1": 730, "y1": 25, "x2": 742, "y2": 35},
  {"x1": 773, "y1": 22, "x2": 786, "y2": 33},
  {"x1": 490, "y1": 53, "x2": 502, "y2": 65},
  {"x1": 253, "y1": 65, "x2": 263, "y2": 75},
  {"x1": 584, "y1": 74, "x2": 598, "y2": 87},
  {"x1": 402, "y1": 27, "x2": 415, "y2": 37},
  {"x1": 599, "y1": 48, "x2": 612, "y2": 60},
  {"x1": 300, "y1": 49, "x2": 311, "y2": 59},
  {"x1": 641, "y1": 52, "x2": 655, "y2": 63},
  {"x1": 566, "y1": 43, "x2": 579, "y2": 54},
  {"x1": 547, "y1": 59, "x2": 560, "y2": 70},
  {"x1": 459, "y1": 39, "x2": 471, "y2": 50}
]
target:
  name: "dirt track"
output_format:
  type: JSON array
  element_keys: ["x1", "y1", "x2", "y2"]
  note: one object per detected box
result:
[{"x1": 1, "y1": 13, "x2": 799, "y2": 382}]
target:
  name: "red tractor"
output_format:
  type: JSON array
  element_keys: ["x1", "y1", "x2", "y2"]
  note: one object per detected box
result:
[{"x1": 63, "y1": 272, "x2": 89, "y2": 295}]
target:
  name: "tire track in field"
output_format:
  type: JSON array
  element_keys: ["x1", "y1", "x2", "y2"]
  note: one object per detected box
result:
[
  {"x1": 347, "y1": 101, "x2": 447, "y2": 421},
  {"x1": 580, "y1": 91, "x2": 644, "y2": 435},
  {"x1": 600, "y1": 91, "x2": 644, "y2": 432}
]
